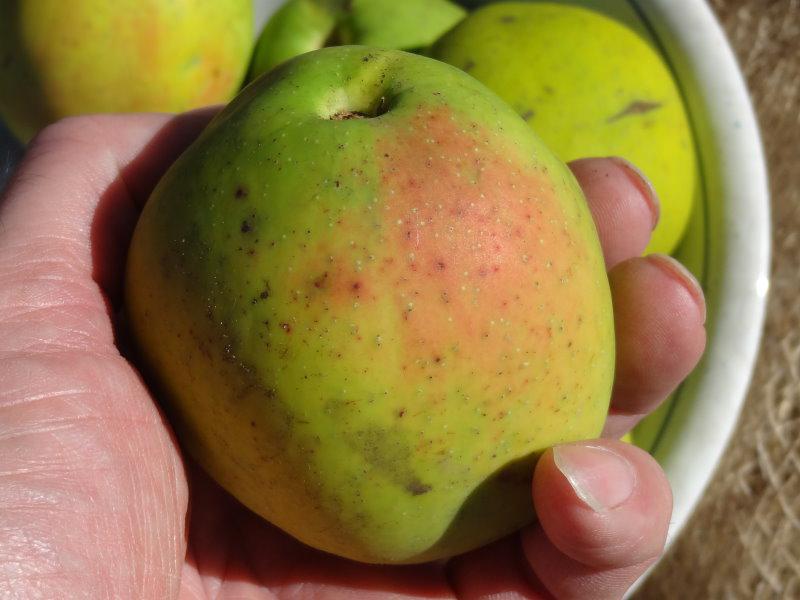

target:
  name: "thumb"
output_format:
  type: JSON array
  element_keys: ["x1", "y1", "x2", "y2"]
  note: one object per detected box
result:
[{"x1": 523, "y1": 439, "x2": 673, "y2": 599}]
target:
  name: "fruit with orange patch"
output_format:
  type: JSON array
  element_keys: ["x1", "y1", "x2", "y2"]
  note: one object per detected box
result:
[
  {"x1": 0, "y1": 0, "x2": 253, "y2": 142},
  {"x1": 125, "y1": 46, "x2": 615, "y2": 564}
]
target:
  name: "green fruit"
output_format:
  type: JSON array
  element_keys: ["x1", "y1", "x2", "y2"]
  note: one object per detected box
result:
[
  {"x1": 0, "y1": 0, "x2": 253, "y2": 142},
  {"x1": 125, "y1": 46, "x2": 614, "y2": 564},
  {"x1": 248, "y1": 0, "x2": 465, "y2": 81},
  {"x1": 432, "y1": 1, "x2": 698, "y2": 255}
]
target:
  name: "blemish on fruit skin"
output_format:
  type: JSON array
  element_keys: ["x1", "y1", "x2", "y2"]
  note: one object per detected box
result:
[
  {"x1": 406, "y1": 479, "x2": 432, "y2": 496},
  {"x1": 607, "y1": 100, "x2": 663, "y2": 122},
  {"x1": 313, "y1": 272, "x2": 329, "y2": 289}
]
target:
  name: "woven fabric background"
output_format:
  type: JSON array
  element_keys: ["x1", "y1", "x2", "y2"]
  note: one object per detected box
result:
[{"x1": 636, "y1": 1, "x2": 800, "y2": 598}]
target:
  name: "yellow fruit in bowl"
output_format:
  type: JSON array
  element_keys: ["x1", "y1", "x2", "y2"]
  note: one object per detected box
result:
[
  {"x1": 432, "y1": 1, "x2": 699, "y2": 255},
  {"x1": 0, "y1": 0, "x2": 253, "y2": 142}
]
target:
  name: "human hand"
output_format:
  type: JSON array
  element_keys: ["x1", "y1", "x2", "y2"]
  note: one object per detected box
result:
[{"x1": 0, "y1": 113, "x2": 705, "y2": 599}]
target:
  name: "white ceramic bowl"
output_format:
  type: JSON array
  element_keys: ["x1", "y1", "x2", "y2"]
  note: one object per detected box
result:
[{"x1": 632, "y1": 0, "x2": 770, "y2": 560}]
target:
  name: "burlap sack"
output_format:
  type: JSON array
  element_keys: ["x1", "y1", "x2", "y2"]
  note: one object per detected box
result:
[{"x1": 635, "y1": 1, "x2": 800, "y2": 598}]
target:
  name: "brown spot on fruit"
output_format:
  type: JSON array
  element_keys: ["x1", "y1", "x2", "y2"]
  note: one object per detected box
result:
[
  {"x1": 607, "y1": 100, "x2": 663, "y2": 122},
  {"x1": 406, "y1": 479, "x2": 432, "y2": 496},
  {"x1": 234, "y1": 185, "x2": 248, "y2": 199},
  {"x1": 520, "y1": 109, "x2": 535, "y2": 121},
  {"x1": 241, "y1": 220, "x2": 253, "y2": 233},
  {"x1": 280, "y1": 322, "x2": 292, "y2": 333},
  {"x1": 463, "y1": 59, "x2": 476, "y2": 72},
  {"x1": 313, "y1": 272, "x2": 329, "y2": 289}
]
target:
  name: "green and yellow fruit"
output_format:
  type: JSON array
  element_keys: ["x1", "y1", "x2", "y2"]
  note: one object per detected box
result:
[
  {"x1": 432, "y1": 1, "x2": 698, "y2": 254},
  {"x1": 0, "y1": 0, "x2": 253, "y2": 142},
  {"x1": 248, "y1": 0, "x2": 465, "y2": 80},
  {"x1": 125, "y1": 46, "x2": 615, "y2": 564}
]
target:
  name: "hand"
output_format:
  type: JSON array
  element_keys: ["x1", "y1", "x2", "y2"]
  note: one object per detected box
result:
[{"x1": 0, "y1": 113, "x2": 705, "y2": 599}]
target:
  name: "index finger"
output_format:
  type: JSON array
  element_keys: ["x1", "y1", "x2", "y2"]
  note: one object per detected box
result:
[{"x1": 569, "y1": 156, "x2": 660, "y2": 270}]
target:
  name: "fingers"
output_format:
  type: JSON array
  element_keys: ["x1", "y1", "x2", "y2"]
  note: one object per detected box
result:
[
  {"x1": 604, "y1": 254, "x2": 707, "y2": 437},
  {"x1": 0, "y1": 111, "x2": 215, "y2": 353},
  {"x1": 570, "y1": 157, "x2": 706, "y2": 436},
  {"x1": 522, "y1": 439, "x2": 672, "y2": 600},
  {"x1": 569, "y1": 157, "x2": 659, "y2": 270}
]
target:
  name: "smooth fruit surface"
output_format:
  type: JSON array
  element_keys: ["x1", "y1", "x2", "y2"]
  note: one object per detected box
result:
[
  {"x1": 432, "y1": 1, "x2": 698, "y2": 255},
  {"x1": 248, "y1": 0, "x2": 465, "y2": 80},
  {"x1": 0, "y1": 0, "x2": 253, "y2": 141},
  {"x1": 125, "y1": 46, "x2": 615, "y2": 564}
]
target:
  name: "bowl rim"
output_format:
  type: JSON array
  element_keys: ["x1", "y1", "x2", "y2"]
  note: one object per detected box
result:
[{"x1": 628, "y1": 0, "x2": 771, "y2": 590}]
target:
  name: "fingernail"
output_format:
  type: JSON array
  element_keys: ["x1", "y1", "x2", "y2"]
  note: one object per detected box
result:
[
  {"x1": 609, "y1": 156, "x2": 660, "y2": 230},
  {"x1": 553, "y1": 444, "x2": 637, "y2": 513},
  {"x1": 648, "y1": 253, "x2": 707, "y2": 324}
]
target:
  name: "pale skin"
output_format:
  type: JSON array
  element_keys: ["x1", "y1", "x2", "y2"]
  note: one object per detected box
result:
[{"x1": 0, "y1": 112, "x2": 706, "y2": 600}]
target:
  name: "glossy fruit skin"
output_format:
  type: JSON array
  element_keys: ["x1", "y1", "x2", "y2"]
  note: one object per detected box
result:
[
  {"x1": 432, "y1": 1, "x2": 698, "y2": 255},
  {"x1": 125, "y1": 46, "x2": 614, "y2": 564},
  {"x1": 0, "y1": 0, "x2": 253, "y2": 142},
  {"x1": 248, "y1": 0, "x2": 466, "y2": 81}
]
